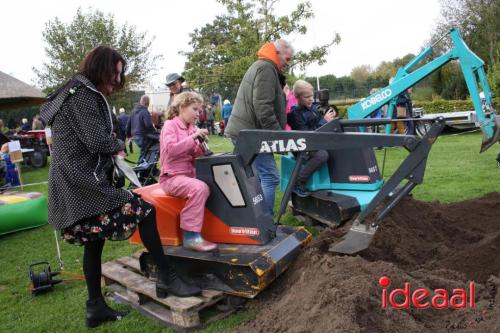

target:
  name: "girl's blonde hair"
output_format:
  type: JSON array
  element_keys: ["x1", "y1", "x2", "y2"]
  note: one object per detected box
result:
[
  {"x1": 293, "y1": 80, "x2": 314, "y2": 98},
  {"x1": 166, "y1": 91, "x2": 204, "y2": 120}
]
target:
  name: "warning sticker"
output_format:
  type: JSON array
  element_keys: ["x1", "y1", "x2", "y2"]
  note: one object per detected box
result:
[
  {"x1": 349, "y1": 175, "x2": 371, "y2": 182},
  {"x1": 230, "y1": 227, "x2": 260, "y2": 236}
]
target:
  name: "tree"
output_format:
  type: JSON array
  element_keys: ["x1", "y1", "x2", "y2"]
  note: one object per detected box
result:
[
  {"x1": 486, "y1": 49, "x2": 500, "y2": 98},
  {"x1": 182, "y1": 0, "x2": 340, "y2": 99},
  {"x1": 371, "y1": 54, "x2": 416, "y2": 82},
  {"x1": 430, "y1": 61, "x2": 468, "y2": 99},
  {"x1": 350, "y1": 65, "x2": 372, "y2": 85},
  {"x1": 431, "y1": 0, "x2": 499, "y2": 68},
  {"x1": 34, "y1": 7, "x2": 161, "y2": 107}
]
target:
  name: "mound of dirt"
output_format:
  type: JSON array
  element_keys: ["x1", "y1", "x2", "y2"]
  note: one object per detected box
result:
[{"x1": 234, "y1": 192, "x2": 500, "y2": 333}]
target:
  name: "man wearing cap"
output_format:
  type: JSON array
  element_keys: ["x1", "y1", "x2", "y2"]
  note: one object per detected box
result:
[
  {"x1": 225, "y1": 39, "x2": 294, "y2": 215},
  {"x1": 166, "y1": 73, "x2": 187, "y2": 106}
]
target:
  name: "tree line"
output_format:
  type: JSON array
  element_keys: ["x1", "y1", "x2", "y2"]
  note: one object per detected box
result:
[{"x1": 32, "y1": 0, "x2": 499, "y2": 108}]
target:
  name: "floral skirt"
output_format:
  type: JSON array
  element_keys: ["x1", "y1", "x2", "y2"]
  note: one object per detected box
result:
[{"x1": 61, "y1": 194, "x2": 153, "y2": 245}]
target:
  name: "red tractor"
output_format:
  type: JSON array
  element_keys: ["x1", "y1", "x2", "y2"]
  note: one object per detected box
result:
[{"x1": 8, "y1": 130, "x2": 50, "y2": 168}]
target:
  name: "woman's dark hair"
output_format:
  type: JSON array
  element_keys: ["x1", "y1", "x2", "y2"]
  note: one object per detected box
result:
[{"x1": 78, "y1": 46, "x2": 126, "y2": 91}]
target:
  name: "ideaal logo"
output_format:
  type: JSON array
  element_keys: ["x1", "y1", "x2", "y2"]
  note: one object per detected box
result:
[{"x1": 379, "y1": 276, "x2": 475, "y2": 309}]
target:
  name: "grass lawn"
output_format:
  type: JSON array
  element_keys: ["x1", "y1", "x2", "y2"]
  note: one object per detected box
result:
[{"x1": 0, "y1": 132, "x2": 498, "y2": 332}]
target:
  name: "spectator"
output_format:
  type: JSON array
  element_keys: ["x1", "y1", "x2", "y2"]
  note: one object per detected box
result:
[
  {"x1": 21, "y1": 118, "x2": 31, "y2": 131},
  {"x1": 368, "y1": 88, "x2": 384, "y2": 133},
  {"x1": 206, "y1": 104, "x2": 215, "y2": 135},
  {"x1": 390, "y1": 87, "x2": 413, "y2": 134},
  {"x1": 32, "y1": 114, "x2": 44, "y2": 130},
  {"x1": 284, "y1": 84, "x2": 297, "y2": 130},
  {"x1": 288, "y1": 80, "x2": 335, "y2": 196},
  {"x1": 117, "y1": 108, "x2": 129, "y2": 154},
  {"x1": 0, "y1": 119, "x2": 7, "y2": 135},
  {"x1": 1, "y1": 143, "x2": 21, "y2": 186},
  {"x1": 225, "y1": 39, "x2": 294, "y2": 215},
  {"x1": 151, "y1": 111, "x2": 165, "y2": 130},
  {"x1": 221, "y1": 99, "x2": 232, "y2": 128},
  {"x1": 198, "y1": 104, "x2": 207, "y2": 129},
  {"x1": 126, "y1": 95, "x2": 156, "y2": 162},
  {"x1": 40, "y1": 46, "x2": 200, "y2": 329},
  {"x1": 166, "y1": 73, "x2": 187, "y2": 106},
  {"x1": 397, "y1": 87, "x2": 414, "y2": 135}
]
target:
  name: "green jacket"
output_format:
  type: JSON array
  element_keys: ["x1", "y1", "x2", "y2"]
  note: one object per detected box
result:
[{"x1": 225, "y1": 59, "x2": 286, "y2": 139}]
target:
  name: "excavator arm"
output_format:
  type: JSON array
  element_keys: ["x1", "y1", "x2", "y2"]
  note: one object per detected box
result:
[
  {"x1": 346, "y1": 28, "x2": 499, "y2": 152},
  {"x1": 236, "y1": 116, "x2": 446, "y2": 253}
]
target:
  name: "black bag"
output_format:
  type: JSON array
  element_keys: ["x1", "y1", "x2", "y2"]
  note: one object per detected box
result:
[{"x1": 104, "y1": 157, "x2": 125, "y2": 188}]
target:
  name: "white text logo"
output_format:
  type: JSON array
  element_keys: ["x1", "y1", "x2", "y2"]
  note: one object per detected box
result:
[
  {"x1": 361, "y1": 88, "x2": 392, "y2": 110},
  {"x1": 259, "y1": 138, "x2": 307, "y2": 153}
]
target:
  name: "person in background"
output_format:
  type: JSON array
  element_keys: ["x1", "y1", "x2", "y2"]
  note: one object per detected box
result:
[
  {"x1": 40, "y1": 46, "x2": 200, "y2": 329},
  {"x1": 117, "y1": 108, "x2": 129, "y2": 154},
  {"x1": 288, "y1": 80, "x2": 336, "y2": 196},
  {"x1": 390, "y1": 87, "x2": 413, "y2": 134},
  {"x1": 0, "y1": 119, "x2": 7, "y2": 135},
  {"x1": 368, "y1": 88, "x2": 384, "y2": 133},
  {"x1": 21, "y1": 118, "x2": 31, "y2": 131},
  {"x1": 0, "y1": 143, "x2": 21, "y2": 186},
  {"x1": 206, "y1": 104, "x2": 215, "y2": 135},
  {"x1": 32, "y1": 114, "x2": 44, "y2": 130},
  {"x1": 397, "y1": 87, "x2": 414, "y2": 135},
  {"x1": 160, "y1": 92, "x2": 217, "y2": 252},
  {"x1": 221, "y1": 99, "x2": 232, "y2": 128},
  {"x1": 225, "y1": 39, "x2": 294, "y2": 215},
  {"x1": 151, "y1": 111, "x2": 165, "y2": 130},
  {"x1": 198, "y1": 104, "x2": 207, "y2": 129},
  {"x1": 166, "y1": 73, "x2": 186, "y2": 106},
  {"x1": 284, "y1": 84, "x2": 297, "y2": 130},
  {"x1": 126, "y1": 95, "x2": 156, "y2": 162}
]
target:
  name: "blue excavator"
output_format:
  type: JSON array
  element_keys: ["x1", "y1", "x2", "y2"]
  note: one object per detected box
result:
[{"x1": 279, "y1": 28, "x2": 499, "y2": 254}]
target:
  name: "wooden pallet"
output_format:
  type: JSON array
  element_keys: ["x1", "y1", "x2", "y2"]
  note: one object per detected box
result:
[{"x1": 101, "y1": 255, "x2": 232, "y2": 331}]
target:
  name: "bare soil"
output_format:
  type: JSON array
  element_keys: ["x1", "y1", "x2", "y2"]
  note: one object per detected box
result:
[{"x1": 234, "y1": 192, "x2": 500, "y2": 333}]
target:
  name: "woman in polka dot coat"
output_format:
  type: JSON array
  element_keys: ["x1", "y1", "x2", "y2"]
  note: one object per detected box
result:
[{"x1": 40, "y1": 46, "x2": 200, "y2": 328}]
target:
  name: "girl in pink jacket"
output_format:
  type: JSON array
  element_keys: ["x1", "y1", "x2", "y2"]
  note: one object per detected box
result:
[{"x1": 160, "y1": 92, "x2": 217, "y2": 252}]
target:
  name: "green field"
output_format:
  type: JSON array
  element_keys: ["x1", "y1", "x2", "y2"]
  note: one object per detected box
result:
[{"x1": 0, "y1": 132, "x2": 498, "y2": 332}]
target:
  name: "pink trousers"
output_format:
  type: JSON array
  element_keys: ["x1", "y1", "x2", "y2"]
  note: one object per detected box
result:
[{"x1": 160, "y1": 175, "x2": 210, "y2": 232}]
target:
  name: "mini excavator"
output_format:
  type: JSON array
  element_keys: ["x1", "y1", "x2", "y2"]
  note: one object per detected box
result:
[
  {"x1": 281, "y1": 28, "x2": 498, "y2": 254},
  {"x1": 129, "y1": 28, "x2": 498, "y2": 298}
]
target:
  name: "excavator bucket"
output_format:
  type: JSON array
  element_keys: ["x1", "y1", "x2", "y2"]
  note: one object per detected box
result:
[
  {"x1": 329, "y1": 221, "x2": 377, "y2": 254},
  {"x1": 480, "y1": 115, "x2": 500, "y2": 153}
]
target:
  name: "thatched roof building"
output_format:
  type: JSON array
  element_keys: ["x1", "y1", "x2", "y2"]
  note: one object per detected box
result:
[{"x1": 0, "y1": 71, "x2": 46, "y2": 111}]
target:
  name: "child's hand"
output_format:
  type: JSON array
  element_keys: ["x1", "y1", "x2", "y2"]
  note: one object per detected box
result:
[
  {"x1": 324, "y1": 108, "x2": 336, "y2": 122},
  {"x1": 192, "y1": 128, "x2": 209, "y2": 142}
]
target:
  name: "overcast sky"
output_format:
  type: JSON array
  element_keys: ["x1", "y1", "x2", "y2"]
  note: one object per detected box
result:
[{"x1": 0, "y1": 0, "x2": 442, "y2": 89}]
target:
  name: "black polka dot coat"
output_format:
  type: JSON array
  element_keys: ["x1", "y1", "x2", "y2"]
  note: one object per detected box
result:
[{"x1": 40, "y1": 74, "x2": 133, "y2": 230}]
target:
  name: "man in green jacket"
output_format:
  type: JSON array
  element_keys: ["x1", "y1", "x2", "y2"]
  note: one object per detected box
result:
[{"x1": 225, "y1": 39, "x2": 294, "y2": 215}]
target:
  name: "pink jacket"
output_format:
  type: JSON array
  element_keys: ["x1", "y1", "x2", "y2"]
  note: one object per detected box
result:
[
  {"x1": 160, "y1": 116, "x2": 204, "y2": 179},
  {"x1": 285, "y1": 91, "x2": 297, "y2": 131}
]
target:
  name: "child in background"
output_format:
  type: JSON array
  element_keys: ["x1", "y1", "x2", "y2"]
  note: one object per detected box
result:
[
  {"x1": 283, "y1": 84, "x2": 297, "y2": 130},
  {"x1": 1, "y1": 143, "x2": 21, "y2": 186},
  {"x1": 160, "y1": 92, "x2": 217, "y2": 252},
  {"x1": 287, "y1": 80, "x2": 336, "y2": 196}
]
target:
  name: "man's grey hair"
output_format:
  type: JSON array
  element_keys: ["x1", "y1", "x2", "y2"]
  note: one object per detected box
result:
[
  {"x1": 273, "y1": 39, "x2": 294, "y2": 55},
  {"x1": 140, "y1": 95, "x2": 150, "y2": 107}
]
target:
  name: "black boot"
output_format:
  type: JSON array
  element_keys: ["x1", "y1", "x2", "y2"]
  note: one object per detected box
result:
[
  {"x1": 86, "y1": 297, "x2": 128, "y2": 328},
  {"x1": 156, "y1": 267, "x2": 201, "y2": 298}
]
